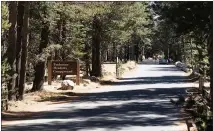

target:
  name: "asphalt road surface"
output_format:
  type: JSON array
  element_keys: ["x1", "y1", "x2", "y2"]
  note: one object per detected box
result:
[{"x1": 2, "y1": 64, "x2": 194, "y2": 131}]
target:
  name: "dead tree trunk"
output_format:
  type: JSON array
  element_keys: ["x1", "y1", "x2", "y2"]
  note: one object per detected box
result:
[
  {"x1": 18, "y1": 2, "x2": 29, "y2": 100},
  {"x1": 7, "y1": 1, "x2": 17, "y2": 100}
]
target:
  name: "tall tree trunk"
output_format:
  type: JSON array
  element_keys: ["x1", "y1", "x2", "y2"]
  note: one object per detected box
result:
[
  {"x1": 7, "y1": 2, "x2": 17, "y2": 101},
  {"x1": 18, "y1": 2, "x2": 29, "y2": 100},
  {"x1": 91, "y1": 15, "x2": 102, "y2": 77},
  {"x1": 127, "y1": 45, "x2": 130, "y2": 61},
  {"x1": 181, "y1": 36, "x2": 186, "y2": 63},
  {"x1": 124, "y1": 45, "x2": 128, "y2": 62},
  {"x1": 55, "y1": 19, "x2": 62, "y2": 60},
  {"x1": 190, "y1": 38, "x2": 193, "y2": 67},
  {"x1": 61, "y1": 19, "x2": 66, "y2": 60},
  {"x1": 84, "y1": 41, "x2": 90, "y2": 76},
  {"x1": 61, "y1": 19, "x2": 67, "y2": 80},
  {"x1": 32, "y1": 12, "x2": 50, "y2": 91},
  {"x1": 208, "y1": 7, "x2": 213, "y2": 130},
  {"x1": 16, "y1": 2, "x2": 25, "y2": 98},
  {"x1": 135, "y1": 44, "x2": 139, "y2": 62},
  {"x1": 113, "y1": 42, "x2": 116, "y2": 62},
  {"x1": 142, "y1": 45, "x2": 145, "y2": 61},
  {"x1": 106, "y1": 49, "x2": 109, "y2": 61}
]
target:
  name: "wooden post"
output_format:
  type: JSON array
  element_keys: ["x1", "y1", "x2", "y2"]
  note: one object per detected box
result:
[
  {"x1": 48, "y1": 60, "x2": 52, "y2": 85},
  {"x1": 116, "y1": 57, "x2": 119, "y2": 78},
  {"x1": 76, "y1": 59, "x2": 80, "y2": 85},
  {"x1": 199, "y1": 75, "x2": 204, "y2": 97}
]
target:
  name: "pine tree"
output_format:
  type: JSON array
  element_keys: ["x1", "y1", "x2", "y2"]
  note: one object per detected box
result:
[
  {"x1": 32, "y1": 2, "x2": 50, "y2": 91},
  {"x1": 7, "y1": 1, "x2": 17, "y2": 100},
  {"x1": 18, "y1": 2, "x2": 30, "y2": 100}
]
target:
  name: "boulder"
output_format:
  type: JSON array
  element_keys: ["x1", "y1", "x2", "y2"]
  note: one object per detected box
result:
[
  {"x1": 60, "y1": 80, "x2": 74, "y2": 90},
  {"x1": 175, "y1": 61, "x2": 190, "y2": 72},
  {"x1": 175, "y1": 61, "x2": 182, "y2": 68},
  {"x1": 90, "y1": 76, "x2": 100, "y2": 82}
]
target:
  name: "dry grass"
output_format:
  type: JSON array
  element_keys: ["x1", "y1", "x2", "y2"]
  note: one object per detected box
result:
[{"x1": 101, "y1": 61, "x2": 137, "y2": 81}]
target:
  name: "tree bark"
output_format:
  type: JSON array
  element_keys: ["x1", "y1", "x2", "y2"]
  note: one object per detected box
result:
[
  {"x1": 113, "y1": 42, "x2": 116, "y2": 62},
  {"x1": 84, "y1": 41, "x2": 90, "y2": 76},
  {"x1": 18, "y1": 2, "x2": 29, "y2": 100},
  {"x1": 32, "y1": 11, "x2": 50, "y2": 91},
  {"x1": 142, "y1": 45, "x2": 145, "y2": 61},
  {"x1": 135, "y1": 44, "x2": 139, "y2": 62},
  {"x1": 61, "y1": 19, "x2": 67, "y2": 80},
  {"x1": 55, "y1": 19, "x2": 62, "y2": 60},
  {"x1": 127, "y1": 45, "x2": 130, "y2": 61},
  {"x1": 16, "y1": 2, "x2": 25, "y2": 98},
  {"x1": 61, "y1": 19, "x2": 66, "y2": 60},
  {"x1": 91, "y1": 15, "x2": 102, "y2": 77},
  {"x1": 7, "y1": 2, "x2": 17, "y2": 100}
]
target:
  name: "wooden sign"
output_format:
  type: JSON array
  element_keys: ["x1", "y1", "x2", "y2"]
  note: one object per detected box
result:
[{"x1": 48, "y1": 60, "x2": 80, "y2": 85}]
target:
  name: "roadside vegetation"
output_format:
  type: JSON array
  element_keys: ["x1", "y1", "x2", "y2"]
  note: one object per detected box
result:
[{"x1": 1, "y1": 1, "x2": 213, "y2": 130}]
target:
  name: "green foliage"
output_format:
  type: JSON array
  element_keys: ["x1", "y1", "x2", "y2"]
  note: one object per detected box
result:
[
  {"x1": 1, "y1": 59, "x2": 11, "y2": 84},
  {"x1": 151, "y1": 2, "x2": 211, "y2": 72},
  {"x1": 2, "y1": 1, "x2": 155, "y2": 94},
  {"x1": 1, "y1": 2, "x2": 10, "y2": 34},
  {"x1": 152, "y1": 2, "x2": 211, "y2": 35},
  {"x1": 36, "y1": 44, "x2": 62, "y2": 63}
]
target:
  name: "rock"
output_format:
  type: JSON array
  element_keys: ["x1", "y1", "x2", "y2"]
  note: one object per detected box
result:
[
  {"x1": 90, "y1": 76, "x2": 100, "y2": 82},
  {"x1": 59, "y1": 80, "x2": 74, "y2": 90},
  {"x1": 175, "y1": 61, "x2": 182, "y2": 68},
  {"x1": 175, "y1": 61, "x2": 190, "y2": 72}
]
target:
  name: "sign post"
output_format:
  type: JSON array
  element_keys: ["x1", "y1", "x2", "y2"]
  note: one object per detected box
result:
[
  {"x1": 48, "y1": 60, "x2": 52, "y2": 85},
  {"x1": 76, "y1": 59, "x2": 80, "y2": 85},
  {"x1": 48, "y1": 60, "x2": 80, "y2": 85},
  {"x1": 116, "y1": 57, "x2": 119, "y2": 78}
]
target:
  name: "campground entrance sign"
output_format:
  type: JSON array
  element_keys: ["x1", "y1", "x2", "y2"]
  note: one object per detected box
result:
[{"x1": 48, "y1": 60, "x2": 80, "y2": 85}]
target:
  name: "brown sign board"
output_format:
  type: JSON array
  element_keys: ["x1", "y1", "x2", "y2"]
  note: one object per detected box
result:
[
  {"x1": 52, "y1": 61, "x2": 77, "y2": 75},
  {"x1": 48, "y1": 60, "x2": 80, "y2": 85}
]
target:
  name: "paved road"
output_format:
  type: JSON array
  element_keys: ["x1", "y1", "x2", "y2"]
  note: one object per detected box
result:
[{"x1": 2, "y1": 64, "x2": 194, "y2": 131}]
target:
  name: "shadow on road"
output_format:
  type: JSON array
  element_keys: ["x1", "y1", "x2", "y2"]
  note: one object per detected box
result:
[
  {"x1": 2, "y1": 65, "x2": 192, "y2": 131},
  {"x1": 147, "y1": 66, "x2": 183, "y2": 72},
  {"x1": 2, "y1": 86, "x2": 187, "y2": 131},
  {"x1": 101, "y1": 75, "x2": 192, "y2": 85}
]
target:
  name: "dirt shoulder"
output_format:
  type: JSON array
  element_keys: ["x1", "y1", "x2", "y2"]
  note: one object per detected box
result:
[{"x1": 2, "y1": 62, "x2": 137, "y2": 124}]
